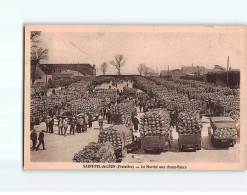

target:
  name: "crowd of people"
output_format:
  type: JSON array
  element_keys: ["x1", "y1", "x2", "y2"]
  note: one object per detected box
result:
[
  {"x1": 135, "y1": 96, "x2": 160, "y2": 113},
  {"x1": 30, "y1": 112, "x2": 95, "y2": 151},
  {"x1": 48, "y1": 113, "x2": 94, "y2": 135}
]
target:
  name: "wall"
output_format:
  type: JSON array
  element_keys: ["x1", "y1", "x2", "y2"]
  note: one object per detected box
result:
[
  {"x1": 35, "y1": 74, "x2": 52, "y2": 83},
  {"x1": 52, "y1": 69, "x2": 84, "y2": 76}
]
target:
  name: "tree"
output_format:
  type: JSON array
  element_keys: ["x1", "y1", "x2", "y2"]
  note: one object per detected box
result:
[
  {"x1": 109, "y1": 54, "x2": 126, "y2": 75},
  {"x1": 137, "y1": 63, "x2": 154, "y2": 76},
  {"x1": 137, "y1": 63, "x2": 147, "y2": 75},
  {"x1": 144, "y1": 66, "x2": 155, "y2": 76},
  {"x1": 100, "y1": 62, "x2": 108, "y2": 75},
  {"x1": 31, "y1": 31, "x2": 48, "y2": 85}
]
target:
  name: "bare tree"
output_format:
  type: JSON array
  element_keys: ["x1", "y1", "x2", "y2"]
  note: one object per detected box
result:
[
  {"x1": 144, "y1": 66, "x2": 155, "y2": 76},
  {"x1": 31, "y1": 31, "x2": 48, "y2": 84},
  {"x1": 100, "y1": 62, "x2": 108, "y2": 75},
  {"x1": 30, "y1": 31, "x2": 41, "y2": 40},
  {"x1": 138, "y1": 63, "x2": 147, "y2": 75},
  {"x1": 109, "y1": 54, "x2": 126, "y2": 75},
  {"x1": 137, "y1": 63, "x2": 154, "y2": 76}
]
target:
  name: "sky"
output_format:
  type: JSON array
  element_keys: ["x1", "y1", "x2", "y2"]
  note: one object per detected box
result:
[{"x1": 39, "y1": 31, "x2": 243, "y2": 75}]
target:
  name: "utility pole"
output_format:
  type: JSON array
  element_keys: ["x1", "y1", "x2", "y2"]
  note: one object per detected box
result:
[
  {"x1": 226, "y1": 56, "x2": 229, "y2": 87},
  {"x1": 168, "y1": 65, "x2": 170, "y2": 80}
]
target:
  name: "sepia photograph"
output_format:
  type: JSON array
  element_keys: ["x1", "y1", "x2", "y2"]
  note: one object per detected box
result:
[{"x1": 24, "y1": 25, "x2": 246, "y2": 170}]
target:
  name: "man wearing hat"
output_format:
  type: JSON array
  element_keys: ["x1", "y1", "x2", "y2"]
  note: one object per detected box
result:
[
  {"x1": 49, "y1": 116, "x2": 55, "y2": 133},
  {"x1": 87, "y1": 112, "x2": 93, "y2": 129},
  {"x1": 45, "y1": 116, "x2": 50, "y2": 133},
  {"x1": 58, "y1": 118, "x2": 63, "y2": 135},
  {"x1": 98, "y1": 114, "x2": 104, "y2": 130},
  {"x1": 30, "y1": 117, "x2": 35, "y2": 130},
  {"x1": 84, "y1": 114, "x2": 88, "y2": 132},
  {"x1": 30, "y1": 129, "x2": 37, "y2": 150},
  {"x1": 36, "y1": 130, "x2": 46, "y2": 151},
  {"x1": 63, "y1": 118, "x2": 68, "y2": 136},
  {"x1": 77, "y1": 116, "x2": 84, "y2": 133},
  {"x1": 132, "y1": 116, "x2": 139, "y2": 132},
  {"x1": 70, "y1": 117, "x2": 76, "y2": 135}
]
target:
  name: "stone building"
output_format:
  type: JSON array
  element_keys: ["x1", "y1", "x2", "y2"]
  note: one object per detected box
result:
[{"x1": 39, "y1": 63, "x2": 96, "y2": 80}]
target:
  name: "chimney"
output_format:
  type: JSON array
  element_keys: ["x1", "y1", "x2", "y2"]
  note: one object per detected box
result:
[{"x1": 93, "y1": 64, "x2": 96, "y2": 77}]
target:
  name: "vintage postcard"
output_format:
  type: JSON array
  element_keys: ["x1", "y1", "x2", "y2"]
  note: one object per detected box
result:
[{"x1": 24, "y1": 25, "x2": 246, "y2": 170}]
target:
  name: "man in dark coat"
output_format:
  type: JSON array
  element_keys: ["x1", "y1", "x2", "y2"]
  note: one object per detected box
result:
[
  {"x1": 133, "y1": 117, "x2": 139, "y2": 132},
  {"x1": 49, "y1": 117, "x2": 54, "y2": 133},
  {"x1": 107, "y1": 108, "x2": 112, "y2": 124},
  {"x1": 103, "y1": 107, "x2": 107, "y2": 119},
  {"x1": 88, "y1": 113, "x2": 93, "y2": 128},
  {"x1": 45, "y1": 116, "x2": 50, "y2": 133},
  {"x1": 30, "y1": 129, "x2": 37, "y2": 150},
  {"x1": 30, "y1": 117, "x2": 35, "y2": 130},
  {"x1": 143, "y1": 103, "x2": 147, "y2": 112},
  {"x1": 70, "y1": 117, "x2": 76, "y2": 135},
  {"x1": 139, "y1": 101, "x2": 143, "y2": 113},
  {"x1": 36, "y1": 130, "x2": 46, "y2": 151},
  {"x1": 170, "y1": 108, "x2": 178, "y2": 129}
]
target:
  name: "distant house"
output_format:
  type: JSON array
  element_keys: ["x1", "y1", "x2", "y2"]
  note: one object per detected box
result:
[
  {"x1": 170, "y1": 69, "x2": 184, "y2": 80},
  {"x1": 160, "y1": 70, "x2": 168, "y2": 77},
  {"x1": 39, "y1": 63, "x2": 96, "y2": 79},
  {"x1": 180, "y1": 74, "x2": 207, "y2": 82},
  {"x1": 181, "y1": 65, "x2": 211, "y2": 75},
  {"x1": 146, "y1": 72, "x2": 159, "y2": 77},
  {"x1": 160, "y1": 64, "x2": 230, "y2": 82},
  {"x1": 213, "y1": 65, "x2": 226, "y2": 71},
  {"x1": 34, "y1": 66, "x2": 52, "y2": 83},
  {"x1": 160, "y1": 69, "x2": 184, "y2": 80}
]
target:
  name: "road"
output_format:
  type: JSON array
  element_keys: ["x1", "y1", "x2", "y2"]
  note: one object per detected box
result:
[
  {"x1": 123, "y1": 123, "x2": 240, "y2": 163},
  {"x1": 31, "y1": 120, "x2": 112, "y2": 162},
  {"x1": 95, "y1": 80, "x2": 133, "y2": 91},
  {"x1": 30, "y1": 108, "x2": 240, "y2": 163}
]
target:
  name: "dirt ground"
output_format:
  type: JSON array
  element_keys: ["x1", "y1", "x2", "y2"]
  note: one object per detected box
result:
[{"x1": 30, "y1": 107, "x2": 239, "y2": 163}]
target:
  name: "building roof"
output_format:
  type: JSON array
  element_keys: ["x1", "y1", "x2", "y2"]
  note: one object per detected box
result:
[
  {"x1": 39, "y1": 63, "x2": 95, "y2": 76},
  {"x1": 160, "y1": 69, "x2": 183, "y2": 78},
  {"x1": 210, "y1": 117, "x2": 235, "y2": 123},
  {"x1": 35, "y1": 66, "x2": 46, "y2": 76},
  {"x1": 53, "y1": 74, "x2": 74, "y2": 78}
]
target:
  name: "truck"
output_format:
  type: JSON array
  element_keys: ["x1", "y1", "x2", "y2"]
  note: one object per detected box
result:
[
  {"x1": 139, "y1": 108, "x2": 172, "y2": 153},
  {"x1": 178, "y1": 133, "x2": 202, "y2": 152},
  {"x1": 98, "y1": 124, "x2": 134, "y2": 158},
  {"x1": 141, "y1": 133, "x2": 171, "y2": 152},
  {"x1": 176, "y1": 111, "x2": 202, "y2": 152},
  {"x1": 208, "y1": 117, "x2": 238, "y2": 148}
]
